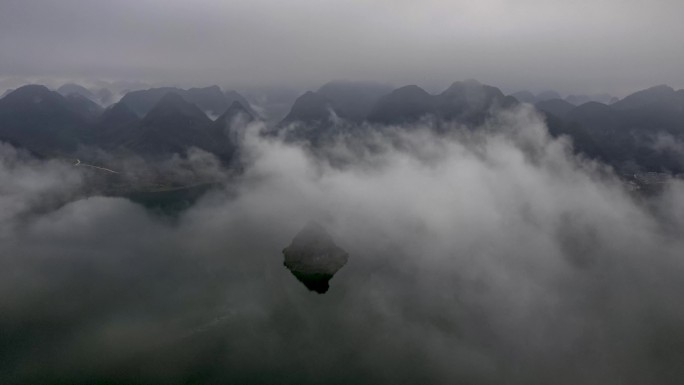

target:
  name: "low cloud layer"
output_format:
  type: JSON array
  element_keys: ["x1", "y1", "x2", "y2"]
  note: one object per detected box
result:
[{"x1": 1, "y1": 106, "x2": 684, "y2": 384}]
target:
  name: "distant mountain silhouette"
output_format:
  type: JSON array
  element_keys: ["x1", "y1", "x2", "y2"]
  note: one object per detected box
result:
[
  {"x1": 3, "y1": 81, "x2": 684, "y2": 174},
  {"x1": 96, "y1": 102, "x2": 141, "y2": 147},
  {"x1": 120, "y1": 86, "x2": 244, "y2": 117},
  {"x1": 541, "y1": 85, "x2": 684, "y2": 173},
  {"x1": 57, "y1": 83, "x2": 95, "y2": 99},
  {"x1": 368, "y1": 80, "x2": 515, "y2": 126},
  {"x1": 213, "y1": 101, "x2": 254, "y2": 126},
  {"x1": 280, "y1": 81, "x2": 394, "y2": 127},
  {"x1": 184, "y1": 86, "x2": 232, "y2": 116},
  {"x1": 0, "y1": 85, "x2": 89, "y2": 156},
  {"x1": 119, "y1": 87, "x2": 180, "y2": 116},
  {"x1": 224, "y1": 90, "x2": 259, "y2": 118},
  {"x1": 435, "y1": 80, "x2": 517, "y2": 124},
  {"x1": 116, "y1": 92, "x2": 215, "y2": 157},
  {"x1": 566, "y1": 102, "x2": 618, "y2": 131},
  {"x1": 208, "y1": 101, "x2": 255, "y2": 161},
  {"x1": 511, "y1": 91, "x2": 537, "y2": 104},
  {"x1": 611, "y1": 85, "x2": 684, "y2": 111},
  {"x1": 100, "y1": 101, "x2": 139, "y2": 127},
  {"x1": 513, "y1": 90, "x2": 566, "y2": 104},
  {"x1": 565, "y1": 93, "x2": 617, "y2": 105},
  {"x1": 367, "y1": 85, "x2": 435, "y2": 124},
  {"x1": 536, "y1": 90, "x2": 562, "y2": 102},
  {"x1": 0, "y1": 85, "x2": 254, "y2": 161},
  {"x1": 281, "y1": 91, "x2": 335, "y2": 125},
  {"x1": 317, "y1": 81, "x2": 393, "y2": 122},
  {"x1": 275, "y1": 91, "x2": 343, "y2": 145},
  {"x1": 535, "y1": 98, "x2": 575, "y2": 119},
  {"x1": 64, "y1": 93, "x2": 104, "y2": 122}
]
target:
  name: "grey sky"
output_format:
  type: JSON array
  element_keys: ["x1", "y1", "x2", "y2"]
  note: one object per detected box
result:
[{"x1": 1, "y1": 0, "x2": 683, "y2": 95}]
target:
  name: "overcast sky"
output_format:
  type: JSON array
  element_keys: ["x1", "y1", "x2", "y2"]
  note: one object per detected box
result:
[{"x1": 1, "y1": 0, "x2": 683, "y2": 95}]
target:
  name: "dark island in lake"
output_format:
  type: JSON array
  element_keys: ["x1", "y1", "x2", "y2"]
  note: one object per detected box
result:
[{"x1": 282, "y1": 222, "x2": 349, "y2": 293}]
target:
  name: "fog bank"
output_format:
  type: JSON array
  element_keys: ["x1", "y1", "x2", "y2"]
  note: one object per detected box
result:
[{"x1": 1, "y1": 106, "x2": 684, "y2": 384}]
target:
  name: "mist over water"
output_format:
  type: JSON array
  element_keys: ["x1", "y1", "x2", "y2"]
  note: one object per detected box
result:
[{"x1": 2, "y1": 106, "x2": 684, "y2": 384}]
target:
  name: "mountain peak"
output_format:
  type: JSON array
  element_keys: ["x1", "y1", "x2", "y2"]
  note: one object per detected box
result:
[
  {"x1": 437, "y1": 80, "x2": 508, "y2": 121},
  {"x1": 142, "y1": 92, "x2": 211, "y2": 125},
  {"x1": 0, "y1": 85, "x2": 87, "y2": 155},
  {"x1": 316, "y1": 81, "x2": 393, "y2": 121},
  {"x1": 121, "y1": 86, "x2": 231, "y2": 117},
  {"x1": 57, "y1": 83, "x2": 95, "y2": 99},
  {"x1": 157, "y1": 91, "x2": 187, "y2": 105},
  {"x1": 440, "y1": 80, "x2": 502, "y2": 99},
  {"x1": 0, "y1": 85, "x2": 73, "y2": 114},
  {"x1": 281, "y1": 91, "x2": 333, "y2": 124},
  {"x1": 536, "y1": 90, "x2": 562, "y2": 101},
  {"x1": 119, "y1": 92, "x2": 214, "y2": 158},
  {"x1": 100, "y1": 101, "x2": 139, "y2": 126},
  {"x1": 393, "y1": 84, "x2": 431, "y2": 96},
  {"x1": 443, "y1": 79, "x2": 482, "y2": 92},
  {"x1": 612, "y1": 84, "x2": 680, "y2": 110},
  {"x1": 512, "y1": 91, "x2": 537, "y2": 104},
  {"x1": 153, "y1": 92, "x2": 197, "y2": 111},
  {"x1": 215, "y1": 101, "x2": 254, "y2": 124},
  {"x1": 64, "y1": 93, "x2": 103, "y2": 120},
  {"x1": 367, "y1": 85, "x2": 434, "y2": 124},
  {"x1": 4, "y1": 84, "x2": 55, "y2": 101},
  {"x1": 535, "y1": 98, "x2": 576, "y2": 118}
]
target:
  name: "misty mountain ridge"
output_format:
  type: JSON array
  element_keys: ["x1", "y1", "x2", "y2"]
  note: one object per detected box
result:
[
  {"x1": 365, "y1": 80, "x2": 518, "y2": 126},
  {"x1": 115, "y1": 92, "x2": 216, "y2": 158},
  {"x1": 99, "y1": 101, "x2": 140, "y2": 128},
  {"x1": 277, "y1": 79, "x2": 513, "y2": 128},
  {"x1": 64, "y1": 93, "x2": 104, "y2": 122},
  {"x1": 114, "y1": 92, "x2": 257, "y2": 163},
  {"x1": 58, "y1": 83, "x2": 121, "y2": 106},
  {"x1": 96, "y1": 101, "x2": 141, "y2": 144},
  {"x1": 0, "y1": 85, "x2": 259, "y2": 162},
  {"x1": 367, "y1": 84, "x2": 436, "y2": 124},
  {"x1": 611, "y1": 84, "x2": 684, "y2": 111},
  {"x1": 58, "y1": 83, "x2": 95, "y2": 99},
  {"x1": 513, "y1": 89, "x2": 618, "y2": 105},
  {"x1": 0, "y1": 85, "x2": 90, "y2": 155},
  {"x1": 2, "y1": 80, "x2": 684, "y2": 175},
  {"x1": 281, "y1": 91, "x2": 334, "y2": 125},
  {"x1": 317, "y1": 80, "x2": 394, "y2": 121},
  {"x1": 213, "y1": 100, "x2": 255, "y2": 127},
  {"x1": 208, "y1": 101, "x2": 256, "y2": 161},
  {"x1": 280, "y1": 80, "x2": 394, "y2": 125},
  {"x1": 539, "y1": 88, "x2": 684, "y2": 173},
  {"x1": 224, "y1": 89, "x2": 260, "y2": 118},
  {"x1": 119, "y1": 85, "x2": 253, "y2": 118}
]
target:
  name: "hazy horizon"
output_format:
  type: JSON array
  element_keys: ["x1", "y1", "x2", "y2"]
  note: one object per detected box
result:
[{"x1": 2, "y1": 0, "x2": 684, "y2": 96}]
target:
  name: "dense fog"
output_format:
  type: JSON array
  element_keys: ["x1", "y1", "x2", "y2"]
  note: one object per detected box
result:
[{"x1": 1, "y1": 105, "x2": 683, "y2": 384}]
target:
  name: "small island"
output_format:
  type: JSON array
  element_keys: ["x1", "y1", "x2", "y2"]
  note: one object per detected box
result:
[{"x1": 282, "y1": 222, "x2": 349, "y2": 294}]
